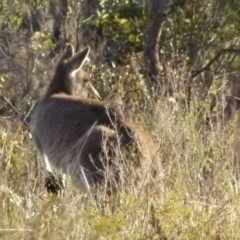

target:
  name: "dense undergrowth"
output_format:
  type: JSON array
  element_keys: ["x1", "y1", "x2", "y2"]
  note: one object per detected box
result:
[
  {"x1": 1, "y1": 68, "x2": 240, "y2": 239},
  {"x1": 1, "y1": 0, "x2": 240, "y2": 239}
]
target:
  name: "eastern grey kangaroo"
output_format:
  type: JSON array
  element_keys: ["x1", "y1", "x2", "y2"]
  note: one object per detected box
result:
[{"x1": 30, "y1": 44, "x2": 162, "y2": 197}]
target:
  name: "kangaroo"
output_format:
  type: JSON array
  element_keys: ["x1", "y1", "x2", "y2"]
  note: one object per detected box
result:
[{"x1": 30, "y1": 44, "x2": 163, "y2": 199}]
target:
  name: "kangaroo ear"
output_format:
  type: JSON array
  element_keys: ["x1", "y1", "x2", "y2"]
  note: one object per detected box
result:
[
  {"x1": 58, "y1": 44, "x2": 74, "y2": 64},
  {"x1": 66, "y1": 46, "x2": 90, "y2": 73}
]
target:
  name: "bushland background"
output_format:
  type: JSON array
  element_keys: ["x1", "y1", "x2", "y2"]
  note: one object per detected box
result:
[{"x1": 1, "y1": 0, "x2": 240, "y2": 239}]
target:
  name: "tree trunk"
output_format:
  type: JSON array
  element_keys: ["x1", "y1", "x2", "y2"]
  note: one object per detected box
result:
[
  {"x1": 144, "y1": 0, "x2": 186, "y2": 95},
  {"x1": 144, "y1": 0, "x2": 165, "y2": 94}
]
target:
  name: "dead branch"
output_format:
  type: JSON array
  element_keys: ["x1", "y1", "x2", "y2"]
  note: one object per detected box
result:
[
  {"x1": 0, "y1": 94, "x2": 31, "y2": 128},
  {"x1": 191, "y1": 48, "x2": 240, "y2": 78}
]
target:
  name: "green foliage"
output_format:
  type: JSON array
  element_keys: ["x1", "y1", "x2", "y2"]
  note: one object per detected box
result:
[
  {"x1": 160, "y1": 0, "x2": 240, "y2": 79},
  {"x1": 87, "y1": 0, "x2": 147, "y2": 61},
  {"x1": 31, "y1": 31, "x2": 56, "y2": 56},
  {"x1": 0, "y1": 0, "x2": 48, "y2": 30},
  {"x1": 0, "y1": 0, "x2": 26, "y2": 29}
]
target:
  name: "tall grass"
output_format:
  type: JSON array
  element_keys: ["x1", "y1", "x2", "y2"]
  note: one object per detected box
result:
[
  {"x1": 1, "y1": 59, "x2": 240, "y2": 239},
  {"x1": 1, "y1": 0, "x2": 240, "y2": 236}
]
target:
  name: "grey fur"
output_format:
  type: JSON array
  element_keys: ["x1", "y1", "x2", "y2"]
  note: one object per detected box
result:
[{"x1": 30, "y1": 44, "x2": 138, "y2": 193}]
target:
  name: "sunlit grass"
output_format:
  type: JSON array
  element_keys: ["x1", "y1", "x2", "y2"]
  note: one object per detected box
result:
[{"x1": 1, "y1": 93, "x2": 240, "y2": 240}]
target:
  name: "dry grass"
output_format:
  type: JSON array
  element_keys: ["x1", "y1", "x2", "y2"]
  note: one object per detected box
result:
[
  {"x1": 1, "y1": 90, "x2": 240, "y2": 240},
  {"x1": 1, "y1": 1, "x2": 240, "y2": 238}
]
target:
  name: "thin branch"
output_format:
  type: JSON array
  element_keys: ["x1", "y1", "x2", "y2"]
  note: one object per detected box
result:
[
  {"x1": 0, "y1": 94, "x2": 32, "y2": 128},
  {"x1": 22, "y1": 100, "x2": 37, "y2": 128},
  {"x1": 0, "y1": 95, "x2": 20, "y2": 115},
  {"x1": 0, "y1": 228, "x2": 33, "y2": 232},
  {"x1": 191, "y1": 48, "x2": 240, "y2": 78}
]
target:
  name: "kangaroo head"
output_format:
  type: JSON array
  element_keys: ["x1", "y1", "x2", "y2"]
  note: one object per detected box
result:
[{"x1": 45, "y1": 44, "x2": 100, "y2": 99}]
